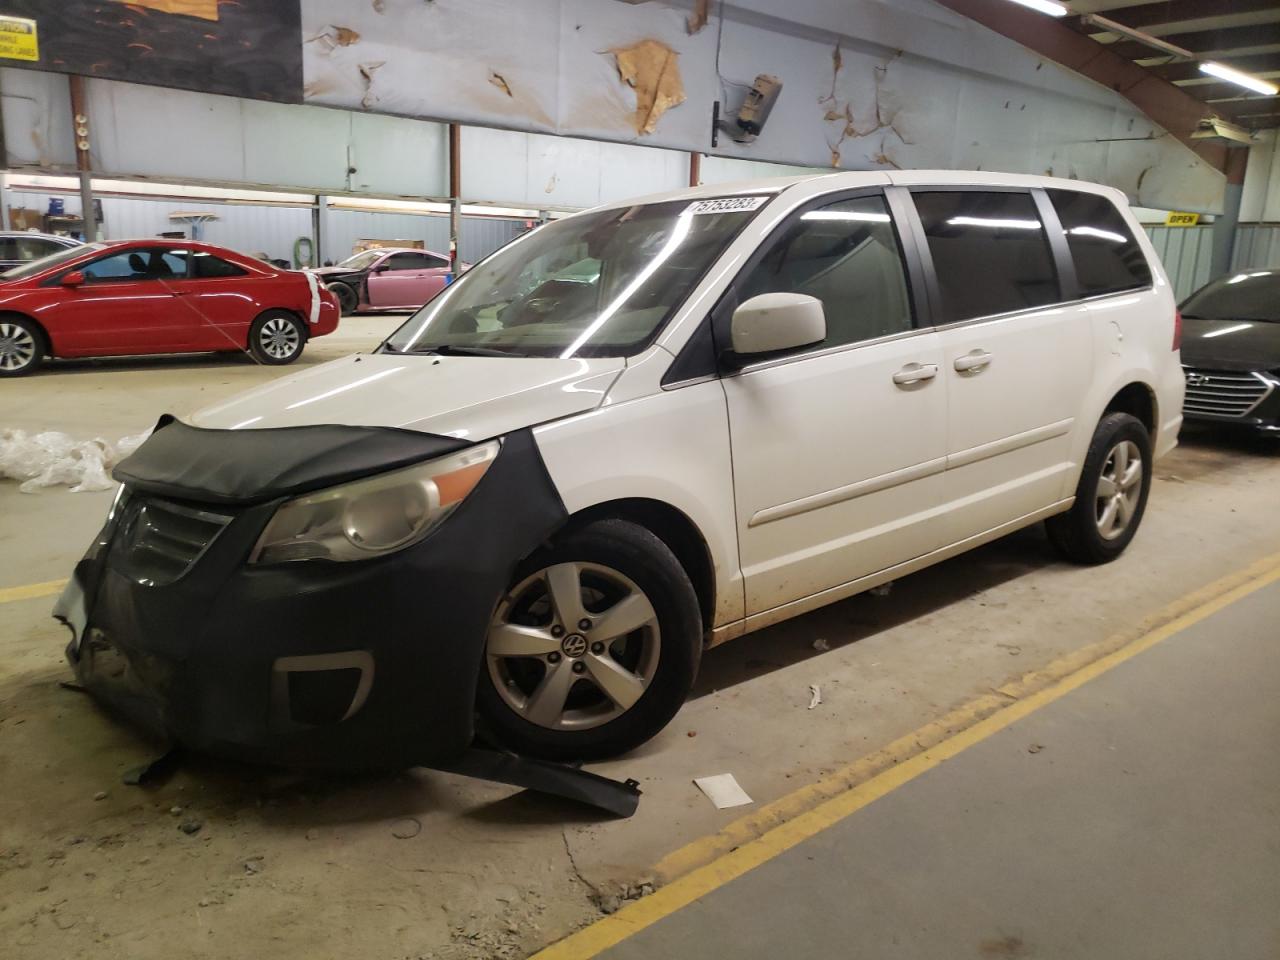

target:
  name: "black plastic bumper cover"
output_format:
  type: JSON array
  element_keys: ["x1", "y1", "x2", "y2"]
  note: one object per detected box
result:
[{"x1": 56, "y1": 423, "x2": 568, "y2": 772}]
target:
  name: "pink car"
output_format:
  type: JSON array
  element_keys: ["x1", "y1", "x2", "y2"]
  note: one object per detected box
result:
[{"x1": 311, "y1": 248, "x2": 467, "y2": 315}]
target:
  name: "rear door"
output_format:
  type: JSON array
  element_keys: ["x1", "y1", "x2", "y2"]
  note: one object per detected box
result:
[
  {"x1": 366, "y1": 251, "x2": 444, "y2": 308},
  {"x1": 47, "y1": 246, "x2": 191, "y2": 354},
  {"x1": 720, "y1": 190, "x2": 950, "y2": 617},
  {"x1": 903, "y1": 188, "x2": 1091, "y2": 541}
]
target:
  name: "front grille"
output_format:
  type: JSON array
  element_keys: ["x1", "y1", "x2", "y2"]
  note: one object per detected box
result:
[
  {"x1": 1182, "y1": 366, "x2": 1273, "y2": 419},
  {"x1": 118, "y1": 496, "x2": 233, "y2": 585}
]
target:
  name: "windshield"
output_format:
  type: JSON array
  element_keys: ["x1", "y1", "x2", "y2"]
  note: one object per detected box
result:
[
  {"x1": 336, "y1": 250, "x2": 385, "y2": 270},
  {"x1": 1183, "y1": 270, "x2": 1280, "y2": 322},
  {"x1": 1, "y1": 242, "x2": 101, "y2": 281},
  {"x1": 383, "y1": 197, "x2": 767, "y2": 359}
]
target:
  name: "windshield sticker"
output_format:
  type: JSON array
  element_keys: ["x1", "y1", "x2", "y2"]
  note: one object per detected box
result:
[{"x1": 687, "y1": 196, "x2": 770, "y2": 215}]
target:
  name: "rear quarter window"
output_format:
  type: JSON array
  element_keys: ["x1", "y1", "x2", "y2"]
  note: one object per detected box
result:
[{"x1": 1047, "y1": 190, "x2": 1152, "y2": 297}]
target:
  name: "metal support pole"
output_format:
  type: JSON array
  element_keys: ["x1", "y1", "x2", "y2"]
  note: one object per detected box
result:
[
  {"x1": 68, "y1": 75, "x2": 98, "y2": 241},
  {"x1": 448, "y1": 122, "x2": 461, "y2": 278},
  {"x1": 689, "y1": 151, "x2": 701, "y2": 187},
  {"x1": 1212, "y1": 148, "x2": 1249, "y2": 277}
]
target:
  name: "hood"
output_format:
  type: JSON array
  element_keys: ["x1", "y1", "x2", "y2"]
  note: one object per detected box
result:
[
  {"x1": 191, "y1": 352, "x2": 624, "y2": 441},
  {"x1": 309, "y1": 266, "x2": 363, "y2": 279},
  {"x1": 1180, "y1": 316, "x2": 1280, "y2": 373}
]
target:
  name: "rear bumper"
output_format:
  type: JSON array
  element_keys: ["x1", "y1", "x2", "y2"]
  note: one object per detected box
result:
[{"x1": 56, "y1": 430, "x2": 566, "y2": 771}]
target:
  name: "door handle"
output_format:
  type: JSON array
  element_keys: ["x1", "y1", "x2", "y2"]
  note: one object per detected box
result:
[
  {"x1": 892, "y1": 362, "x2": 939, "y2": 386},
  {"x1": 954, "y1": 350, "x2": 992, "y2": 373}
]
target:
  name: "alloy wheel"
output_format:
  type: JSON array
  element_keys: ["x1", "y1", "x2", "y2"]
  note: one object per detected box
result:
[
  {"x1": 486, "y1": 561, "x2": 661, "y2": 731},
  {"x1": 0, "y1": 322, "x2": 36, "y2": 372},
  {"x1": 259, "y1": 316, "x2": 300, "y2": 360},
  {"x1": 1095, "y1": 439, "x2": 1143, "y2": 541}
]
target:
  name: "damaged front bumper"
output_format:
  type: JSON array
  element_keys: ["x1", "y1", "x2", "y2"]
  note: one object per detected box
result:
[{"x1": 55, "y1": 428, "x2": 567, "y2": 772}]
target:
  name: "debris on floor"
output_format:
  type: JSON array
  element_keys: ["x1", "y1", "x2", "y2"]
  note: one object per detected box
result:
[
  {"x1": 0, "y1": 428, "x2": 148, "y2": 493},
  {"x1": 869, "y1": 581, "x2": 893, "y2": 597},
  {"x1": 808, "y1": 684, "x2": 823, "y2": 710},
  {"x1": 812, "y1": 637, "x2": 831, "y2": 652},
  {"x1": 693, "y1": 773, "x2": 754, "y2": 810}
]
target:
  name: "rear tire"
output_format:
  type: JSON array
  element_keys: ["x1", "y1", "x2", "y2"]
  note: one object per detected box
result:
[
  {"x1": 329, "y1": 282, "x2": 358, "y2": 316},
  {"x1": 0, "y1": 316, "x2": 46, "y2": 377},
  {"x1": 1046, "y1": 412, "x2": 1152, "y2": 565},
  {"x1": 477, "y1": 519, "x2": 702, "y2": 761},
  {"x1": 248, "y1": 311, "x2": 306, "y2": 365}
]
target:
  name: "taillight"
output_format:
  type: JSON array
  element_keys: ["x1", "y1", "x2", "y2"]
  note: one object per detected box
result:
[{"x1": 1172, "y1": 308, "x2": 1182, "y2": 351}]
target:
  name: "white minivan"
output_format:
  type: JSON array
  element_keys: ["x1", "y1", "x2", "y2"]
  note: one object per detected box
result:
[{"x1": 59, "y1": 171, "x2": 1184, "y2": 769}]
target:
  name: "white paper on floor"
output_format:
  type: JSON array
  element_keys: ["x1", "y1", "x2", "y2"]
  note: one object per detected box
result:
[
  {"x1": 808, "y1": 684, "x2": 822, "y2": 709},
  {"x1": 693, "y1": 773, "x2": 754, "y2": 810},
  {"x1": 0, "y1": 429, "x2": 149, "y2": 493}
]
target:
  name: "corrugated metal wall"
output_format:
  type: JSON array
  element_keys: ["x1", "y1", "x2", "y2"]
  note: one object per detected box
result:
[
  {"x1": 1145, "y1": 224, "x2": 1280, "y2": 300},
  {"x1": 1232, "y1": 225, "x2": 1280, "y2": 271},
  {"x1": 1144, "y1": 225, "x2": 1215, "y2": 301},
  {"x1": 321, "y1": 211, "x2": 524, "y2": 265},
  {"x1": 7, "y1": 190, "x2": 314, "y2": 264},
  {"x1": 6, "y1": 191, "x2": 526, "y2": 267}
]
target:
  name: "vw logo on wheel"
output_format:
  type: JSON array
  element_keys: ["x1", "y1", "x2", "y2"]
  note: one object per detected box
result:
[{"x1": 560, "y1": 633, "x2": 588, "y2": 658}]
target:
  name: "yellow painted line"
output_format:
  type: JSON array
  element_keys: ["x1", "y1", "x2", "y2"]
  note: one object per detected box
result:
[
  {"x1": 532, "y1": 551, "x2": 1280, "y2": 959},
  {"x1": 0, "y1": 578, "x2": 66, "y2": 605}
]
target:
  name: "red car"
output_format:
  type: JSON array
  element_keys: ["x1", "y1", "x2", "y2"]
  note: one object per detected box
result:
[
  {"x1": 0, "y1": 239, "x2": 340, "y2": 377},
  {"x1": 310, "y1": 247, "x2": 465, "y2": 315}
]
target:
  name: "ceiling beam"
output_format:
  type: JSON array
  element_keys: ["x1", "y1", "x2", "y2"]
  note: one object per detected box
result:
[
  {"x1": 1181, "y1": 77, "x2": 1280, "y2": 100},
  {"x1": 1149, "y1": 51, "x2": 1280, "y2": 81},
  {"x1": 1087, "y1": 0, "x2": 1277, "y2": 32},
  {"x1": 1104, "y1": 23, "x2": 1280, "y2": 61},
  {"x1": 1214, "y1": 94, "x2": 1280, "y2": 115},
  {"x1": 929, "y1": 0, "x2": 1227, "y2": 173}
]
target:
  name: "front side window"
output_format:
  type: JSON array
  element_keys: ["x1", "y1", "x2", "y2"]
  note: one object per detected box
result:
[
  {"x1": 735, "y1": 194, "x2": 913, "y2": 349},
  {"x1": 385, "y1": 197, "x2": 766, "y2": 358},
  {"x1": 1047, "y1": 189, "x2": 1151, "y2": 296},
  {"x1": 80, "y1": 248, "x2": 188, "y2": 283},
  {"x1": 384, "y1": 252, "x2": 433, "y2": 271},
  {"x1": 17, "y1": 237, "x2": 69, "y2": 260},
  {"x1": 913, "y1": 191, "x2": 1060, "y2": 323}
]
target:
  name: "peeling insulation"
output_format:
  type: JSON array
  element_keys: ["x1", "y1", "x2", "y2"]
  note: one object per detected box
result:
[
  {"x1": 610, "y1": 39, "x2": 686, "y2": 136},
  {"x1": 116, "y1": 0, "x2": 220, "y2": 21},
  {"x1": 687, "y1": 0, "x2": 711, "y2": 35},
  {"x1": 489, "y1": 71, "x2": 513, "y2": 97}
]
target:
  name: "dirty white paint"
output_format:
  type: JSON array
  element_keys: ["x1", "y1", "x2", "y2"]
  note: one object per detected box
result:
[{"x1": 299, "y1": 0, "x2": 1226, "y2": 212}]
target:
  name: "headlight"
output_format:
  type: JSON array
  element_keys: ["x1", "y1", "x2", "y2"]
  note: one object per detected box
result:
[{"x1": 249, "y1": 441, "x2": 499, "y2": 564}]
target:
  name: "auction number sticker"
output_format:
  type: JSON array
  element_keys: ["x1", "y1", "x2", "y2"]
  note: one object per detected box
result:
[
  {"x1": 687, "y1": 196, "x2": 770, "y2": 215},
  {"x1": 0, "y1": 16, "x2": 38, "y2": 62}
]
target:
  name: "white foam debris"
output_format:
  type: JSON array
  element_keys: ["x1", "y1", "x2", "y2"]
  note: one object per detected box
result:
[{"x1": 0, "y1": 429, "x2": 148, "y2": 493}]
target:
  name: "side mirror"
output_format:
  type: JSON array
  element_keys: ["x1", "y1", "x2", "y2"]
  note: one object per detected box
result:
[
  {"x1": 729, "y1": 292, "x2": 826, "y2": 359},
  {"x1": 373, "y1": 263, "x2": 390, "y2": 273},
  {"x1": 61, "y1": 271, "x2": 85, "y2": 287}
]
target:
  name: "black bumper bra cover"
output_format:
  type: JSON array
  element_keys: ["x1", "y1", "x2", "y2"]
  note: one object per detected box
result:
[
  {"x1": 114, "y1": 414, "x2": 471, "y2": 506},
  {"x1": 58, "y1": 424, "x2": 648, "y2": 816}
]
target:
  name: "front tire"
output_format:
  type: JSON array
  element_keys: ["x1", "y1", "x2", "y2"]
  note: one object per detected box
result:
[
  {"x1": 0, "y1": 316, "x2": 46, "y2": 377},
  {"x1": 1047, "y1": 412, "x2": 1152, "y2": 565},
  {"x1": 329, "y1": 282, "x2": 358, "y2": 316},
  {"x1": 477, "y1": 519, "x2": 702, "y2": 761},
  {"x1": 248, "y1": 311, "x2": 306, "y2": 365}
]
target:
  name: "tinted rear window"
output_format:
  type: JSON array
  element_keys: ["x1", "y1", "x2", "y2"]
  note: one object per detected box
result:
[
  {"x1": 913, "y1": 191, "x2": 1060, "y2": 323},
  {"x1": 1047, "y1": 190, "x2": 1151, "y2": 297}
]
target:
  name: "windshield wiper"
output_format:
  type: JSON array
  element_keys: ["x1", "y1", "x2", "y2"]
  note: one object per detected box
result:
[{"x1": 409, "y1": 344, "x2": 525, "y2": 358}]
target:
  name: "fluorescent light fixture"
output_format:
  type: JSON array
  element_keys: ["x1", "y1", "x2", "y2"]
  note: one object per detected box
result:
[
  {"x1": 947, "y1": 216, "x2": 1041, "y2": 230},
  {"x1": 1199, "y1": 61, "x2": 1279, "y2": 96},
  {"x1": 1004, "y1": 0, "x2": 1069, "y2": 17},
  {"x1": 1202, "y1": 323, "x2": 1253, "y2": 339},
  {"x1": 802, "y1": 210, "x2": 891, "y2": 223}
]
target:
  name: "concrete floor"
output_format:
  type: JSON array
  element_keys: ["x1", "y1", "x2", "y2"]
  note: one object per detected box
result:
[
  {"x1": 1, "y1": 320, "x2": 1279, "y2": 959},
  {"x1": 601, "y1": 579, "x2": 1280, "y2": 960}
]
